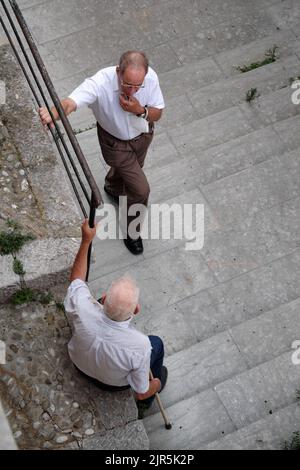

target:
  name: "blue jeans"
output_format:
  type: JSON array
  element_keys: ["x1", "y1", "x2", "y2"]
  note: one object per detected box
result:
[
  {"x1": 140, "y1": 335, "x2": 164, "y2": 405},
  {"x1": 149, "y1": 335, "x2": 164, "y2": 381}
]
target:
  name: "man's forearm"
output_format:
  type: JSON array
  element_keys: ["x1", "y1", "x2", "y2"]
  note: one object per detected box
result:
[
  {"x1": 147, "y1": 107, "x2": 162, "y2": 122},
  {"x1": 51, "y1": 98, "x2": 76, "y2": 121},
  {"x1": 70, "y1": 240, "x2": 91, "y2": 282},
  {"x1": 134, "y1": 378, "x2": 161, "y2": 401}
]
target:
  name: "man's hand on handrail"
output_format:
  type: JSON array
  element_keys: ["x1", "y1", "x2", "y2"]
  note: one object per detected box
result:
[{"x1": 38, "y1": 98, "x2": 77, "y2": 131}]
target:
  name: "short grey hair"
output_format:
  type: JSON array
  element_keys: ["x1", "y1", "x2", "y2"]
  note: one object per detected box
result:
[
  {"x1": 118, "y1": 51, "x2": 149, "y2": 75},
  {"x1": 103, "y1": 275, "x2": 140, "y2": 322}
]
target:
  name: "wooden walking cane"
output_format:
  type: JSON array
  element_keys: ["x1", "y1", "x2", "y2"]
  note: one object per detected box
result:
[{"x1": 150, "y1": 370, "x2": 172, "y2": 430}]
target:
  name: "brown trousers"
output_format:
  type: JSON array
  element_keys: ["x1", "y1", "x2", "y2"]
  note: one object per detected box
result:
[{"x1": 97, "y1": 123, "x2": 154, "y2": 234}]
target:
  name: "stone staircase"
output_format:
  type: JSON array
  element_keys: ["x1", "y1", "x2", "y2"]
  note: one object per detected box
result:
[
  {"x1": 69, "y1": 3, "x2": 300, "y2": 450},
  {"x1": 3, "y1": 0, "x2": 300, "y2": 449}
]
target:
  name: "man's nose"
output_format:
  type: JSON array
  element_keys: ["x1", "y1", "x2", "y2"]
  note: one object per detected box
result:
[{"x1": 128, "y1": 88, "x2": 136, "y2": 96}]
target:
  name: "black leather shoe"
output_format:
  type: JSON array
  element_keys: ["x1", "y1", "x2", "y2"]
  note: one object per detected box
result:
[
  {"x1": 159, "y1": 366, "x2": 168, "y2": 393},
  {"x1": 124, "y1": 236, "x2": 144, "y2": 255},
  {"x1": 104, "y1": 185, "x2": 119, "y2": 205}
]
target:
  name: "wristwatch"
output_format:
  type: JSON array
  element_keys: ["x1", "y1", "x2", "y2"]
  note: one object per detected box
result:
[{"x1": 137, "y1": 105, "x2": 148, "y2": 120}]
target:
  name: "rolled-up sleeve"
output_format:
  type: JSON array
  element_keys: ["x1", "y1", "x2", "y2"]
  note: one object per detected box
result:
[
  {"x1": 68, "y1": 77, "x2": 99, "y2": 109},
  {"x1": 127, "y1": 347, "x2": 152, "y2": 394},
  {"x1": 64, "y1": 279, "x2": 92, "y2": 314}
]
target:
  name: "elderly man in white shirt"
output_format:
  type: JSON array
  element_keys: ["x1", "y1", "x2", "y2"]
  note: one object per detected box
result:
[
  {"x1": 64, "y1": 220, "x2": 168, "y2": 414},
  {"x1": 39, "y1": 51, "x2": 165, "y2": 256}
]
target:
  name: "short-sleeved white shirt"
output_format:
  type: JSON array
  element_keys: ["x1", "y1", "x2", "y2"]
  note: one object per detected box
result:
[
  {"x1": 69, "y1": 66, "x2": 165, "y2": 140},
  {"x1": 64, "y1": 279, "x2": 152, "y2": 394}
]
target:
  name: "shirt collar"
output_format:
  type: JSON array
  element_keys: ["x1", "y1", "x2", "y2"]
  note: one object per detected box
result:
[{"x1": 101, "y1": 310, "x2": 133, "y2": 329}]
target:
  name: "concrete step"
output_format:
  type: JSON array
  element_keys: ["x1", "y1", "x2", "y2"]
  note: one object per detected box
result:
[
  {"x1": 177, "y1": 248, "x2": 300, "y2": 342},
  {"x1": 200, "y1": 147, "x2": 300, "y2": 227},
  {"x1": 229, "y1": 296, "x2": 300, "y2": 369},
  {"x1": 170, "y1": 4, "x2": 278, "y2": 67},
  {"x1": 202, "y1": 402, "x2": 300, "y2": 450},
  {"x1": 145, "y1": 330, "x2": 248, "y2": 414},
  {"x1": 141, "y1": 297, "x2": 300, "y2": 418},
  {"x1": 239, "y1": 85, "x2": 300, "y2": 131},
  {"x1": 198, "y1": 197, "x2": 300, "y2": 285},
  {"x1": 214, "y1": 28, "x2": 299, "y2": 77},
  {"x1": 186, "y1": 124, "x2": 285, "y2": 186},
  {"x1": 144, "y1": 350, "x2": 300, "y2": 449},
  {"x1": 214, "y1": 350, "x2": 300, "y2": 429},
  {"x1": 144, "y1": 388, "x2": 236, "y2": 450},
  {"x1": 181, "y1": 55, "x2": 300, "y2": 123},
  {"x1": 168, "y1": 105, "x2": 253, "y2": 156}
]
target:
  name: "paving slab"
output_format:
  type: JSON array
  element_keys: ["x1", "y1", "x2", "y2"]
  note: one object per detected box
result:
[
  {"x1": 177, "y1": 249, "x2": 300, "y2": 341},
  {"x1": 251, "y1": 86, "x2": 300, "y2": 126},
  {"x1": 273, "y1": 114, "x2": 300, "y2": 151},
  {"x1": 187, "y1": 125, "x2": 285, "y2": 186},
  {"x1": 169, "y1": 106, "x2": 253, "y2": 155},
  {"x1": 268, "y1": 0, "x2": 300, "y2": 30},
  {"x1": 89, "y1": 245, "x2": 218, "y2": 313},
  {"x1": 200, "y1": 195, "x2": 300, "y2": 282},
  {"x1": 203, "y1": 403, "x2": 300, "y2": 450},
  {"x1": 214, "y1": 29, "x2": 298, "y2": 77},
  {"x1": 215, "y1": 351, "x2": 300, "y2": 428},
  {"x1": 201, "y1": 149, "x2": 300, "y2": 226},
  {"x1": 187, "y1": 55, "x2": 300, "y2": 120},
  {"x1": 133, "y1": 304, "x2": 198, "y2": 357},
  {"x1": 144, "y1": 389, "x2": 236, "y2": 450},
  {"x1": 147, "y1": 331, "x2": 248, "y2": 410},
  {"x1": 159, "y1": 58, "x2": 223, "y2": 101},
  {"x1": 172, "y1": 11, "x2": 277, "y2": 65},
  {"x1": 230, "y1": 297, "x2": 300, "y2": 368}
]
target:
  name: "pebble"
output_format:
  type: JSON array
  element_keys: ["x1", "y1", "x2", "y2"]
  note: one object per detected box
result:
[
  {"x1": 21, "y1": 179, "x2": 29, "y2": 192},
  {"x1": 19, "y1": 169, "x2": 25, "y2": 176},
  {"x1": 2, "y1": 171, "x2": 8, "y2": 177},
  {"x1": 84, "y1": 429, "x2": 95, "y2": 436},
  {"x1": 72, "y1": 432, "x2": 82, "y2": 439},
  {"x1": 42, "y1": 412, "x2": 51, "y2": 422},
  {"x1": 14, "y1": 431, "x2": 22, "y2": 439},
  {"x1": 56, "y1": 435, "x2": 68, "y2": 444},
  {"x1": 72, "y1": 402, "x2": 79, "y2": 409}
]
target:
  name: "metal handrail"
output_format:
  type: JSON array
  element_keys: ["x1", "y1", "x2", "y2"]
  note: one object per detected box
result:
[{"x1": 0, "y1": 0, "x2": 103, "y2": 280}]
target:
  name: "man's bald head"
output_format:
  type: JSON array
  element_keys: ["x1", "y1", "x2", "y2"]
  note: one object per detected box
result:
[
  {"x1": 103, "y1": 275, "x2": 140, "y2": 322},
  {"x1": 118, "y1": 51, "x2": 149, "y2": 75}
]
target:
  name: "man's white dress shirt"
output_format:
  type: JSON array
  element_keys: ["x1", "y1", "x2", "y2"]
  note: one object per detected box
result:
[
  {"x1": 69, "y1": 66, "x2": 165, "y2": 140},
  {"x1": 64, "y1": 279, "x2": 152, "y2": 394}
]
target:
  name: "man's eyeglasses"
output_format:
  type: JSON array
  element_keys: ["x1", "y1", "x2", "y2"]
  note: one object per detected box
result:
[{"x1": 120, "y1": 80, "x2": 145, "y2": 90}]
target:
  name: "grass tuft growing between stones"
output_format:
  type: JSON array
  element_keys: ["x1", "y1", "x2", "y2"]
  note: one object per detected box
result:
[
  {"x1": 246, "y1": 87, "x2": 259, "y2": 103},
  {"x1": 237, "y1": 45, "x2": 279, "y2": 73}
]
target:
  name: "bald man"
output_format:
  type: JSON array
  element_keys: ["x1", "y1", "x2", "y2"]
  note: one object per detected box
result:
[
  {"x1": 64, "y1": 220, "x2": 168, "y2": 414},
  {"x1": 39, "y1": 51, "x2": 165, "y2": 255}
]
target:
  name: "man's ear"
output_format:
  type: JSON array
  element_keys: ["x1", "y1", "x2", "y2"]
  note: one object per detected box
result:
[
  {"x1": 99, "y1": 293, "x2": 106, "y2": 305},
  {"x1": 116, "y1": 66, "x2": 120, "y2": 74},
  {"x1": 133, "y1": 304, "x2": 140, "y2": 316}
]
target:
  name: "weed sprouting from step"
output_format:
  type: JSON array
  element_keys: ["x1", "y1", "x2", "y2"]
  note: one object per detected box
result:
[
  {"x1": 73, "y1": 123, "x2": 97, "y2": 135},
  {"x1": 282, "y1": 431, "x2": 300, "y2": 450},
  {"x1": 0, "y1": 219, "x2": 35, "y2": 297},
  {"x1": 246, "y1": 88, "x2": 259, "y2": 103},
  {"x1": 237, "y1": 45, "x2": 279, "y2": 73},
  {"x1": 55, "y1": 301, "x2": 65, "y2": 312},
  {"x1": 11, "y1": 288, "x2": 35, "y2": 305},
  {"x1": 2, "y1": 219, "x2": 36, "y2": 302}
]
